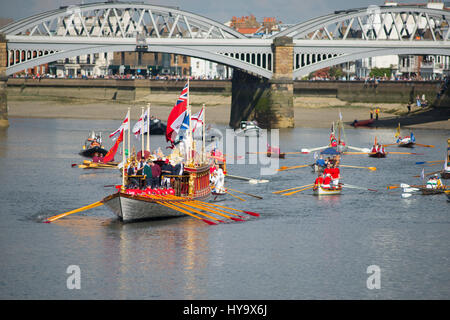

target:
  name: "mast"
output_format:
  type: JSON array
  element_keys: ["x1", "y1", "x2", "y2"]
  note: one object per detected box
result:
[
  {"x1": 141, "y1": 106, "x2": 144, "y2": 158},
  {"x1": 187, "y1": 78, "x2": 192, "y2": 164},
  {"x1": 122, "y1": 108, "x2": 130, "y2": 189},
  {"x1": 146, "y1": 103, "x2": 150, "y2": 153},
  {"x1": 202, "y1": 104, "x2": 206, "y2": 164},
  {"x1": 127, "y1": 106, "x2": 131, "y2": 162}
]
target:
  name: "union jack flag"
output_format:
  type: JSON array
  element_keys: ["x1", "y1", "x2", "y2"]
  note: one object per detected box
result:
[{"x1": 176, "y1": 82, "x2": 189, "y2": 107}]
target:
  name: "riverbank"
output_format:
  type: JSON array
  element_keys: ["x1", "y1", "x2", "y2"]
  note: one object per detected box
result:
[{"x1": 7, "y1": 94, "x2": 450, "y2": 129}]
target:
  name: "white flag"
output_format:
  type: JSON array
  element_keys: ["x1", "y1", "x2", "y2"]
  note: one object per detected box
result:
[
  {"x1": 132, "y1": 109, "x2": 148, "y2": 138},
  {"x1": 420, "y1": 168, "x2": 425, "y2": 180},
  {"x1": 109, "y1": 111, "x2": 129, "y2": 141},
  {"x1": 191, "y1": 107, "x2": 204, "y2": 133}
]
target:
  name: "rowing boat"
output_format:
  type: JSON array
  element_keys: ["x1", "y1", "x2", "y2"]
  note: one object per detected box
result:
[
  {"x1": 441, "y1": 170, "x2": 450, "y2": 179},
  {"x1": 419, "y1": 187, "x2": 446, "y2": 195},
  {"x1": 312, "y1": 185, "x2": 342, "y2": 196},
  {"x1": 398, "y1": 140, "x2": 415, "y2": 148},
  {"x1": 369, "y1": 151, "x2": 386, "y2": 158},
  {"x1": 102, "y1": 165, "x2": 211, "y2": 223},
  {"x1": 267, "y1": 152, "x2": 286, "y2": 159}
]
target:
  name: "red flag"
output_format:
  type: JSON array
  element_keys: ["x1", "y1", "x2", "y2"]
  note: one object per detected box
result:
[
  {"x1": 166, "y1": 82, "x2": 188, "y2": 145},
  {"x1": 103, "y1": 129, "x2": 123, "y2": 163}
]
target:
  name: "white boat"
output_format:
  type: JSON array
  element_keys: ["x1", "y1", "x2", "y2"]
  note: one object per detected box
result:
[
  {"x1": 313, "y1": 185, "x2": 342, "y2": 196},
  {"x1": 234, "y1": 121, "x2": 261, "y2": 137},
  {"x1": 102, "y1": 192, "x2": 185, "y2": 222}
]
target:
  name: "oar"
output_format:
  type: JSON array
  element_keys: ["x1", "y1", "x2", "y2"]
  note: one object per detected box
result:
[
  {"x1": 195, "y1": 201, "x2": 260, "y2": 217},
  {"x1": 225, "y1": 174, "x2": 269, "y2": 184},
  {"x1": 144, "y1": 194, "x2": 219, "y2": 225},
  {"x1": 155, "y1": 200, "x2": 218, "y2": 225},
  {"x1": 343, "y1": 152, "x2": 371, "y2": 155},
  {"x1": 44, "y1": 201, "x2": 104, "y2": 223},
  {"x1": 226, "y1": 187, "x2": 263, "y2": 199},
  {"x1": 282, "y1": 185, "x2": 314, "y2": 196},
  {"x1": 166, "y1": 194, "x2": 261, "y2": 218},
  {"x1": 277, "y1": 164, "x2": 310, "y2": 172},
  {"x1": 415, "y1": 160, "x2": 444, "y2": 164},
  {"x1": 415, "y1": 143, "x2": 435, "y2": 148},
  {"x1": 382, "y1": 143, "x2": 398, "y2": 147},
  {"x1": 339, "y1": 164, "x2": 377, "y2": 171},
  {"x1": 412, "y1": 170, "x2": 441, "y2": 178},
  {"x1": 300, "y1": 145, "x2": 329, "y2": 153},
  {"x1": 226, "y1": 190, "x2": 246, "y2": 201},
  {"x1": 169, "y1": 201, "x2": 224, "y2": 223},
  {"x1": 272, "y1": 184, "x2": 314, "y2": 194},
  {"x1": 340, "y1": 183, "x2": 377, "y2": 192},
  {"x1": 190, "y1": 201, "x2": 246, "y2": 219},
  {"x1": 163, "y1": 194, "x2": 245, "y2": 222},
  {"x1": 387, "y1": 184, "x2": 400, "y2": 190},
  {"x1": 181, "y1": 201, "x2": 245, "y2": 222},
  {"x1": 388, "y1": 152, "x2": 424, "y2": 155}
]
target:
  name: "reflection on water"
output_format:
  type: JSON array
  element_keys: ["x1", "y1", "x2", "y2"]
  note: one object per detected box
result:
[{"x1": 0, "y1": 118, "x2": 449, "y2": 299}]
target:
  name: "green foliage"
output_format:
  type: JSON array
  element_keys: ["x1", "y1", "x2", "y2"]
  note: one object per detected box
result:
[
  {"x1": 329, "y1": 67, "x2": 344, "y2": 78},
  {"x1": 369, "y1": 67, "x2": 392, "y2": 78}
]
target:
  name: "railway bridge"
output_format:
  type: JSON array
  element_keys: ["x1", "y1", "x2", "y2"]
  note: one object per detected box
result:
[{"x1": 1, "y1": 1, "x2": 449, "y2": 128}]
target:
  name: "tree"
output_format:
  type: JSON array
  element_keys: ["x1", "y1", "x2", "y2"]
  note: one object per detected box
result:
[
  {"x1": 329, "y1": 66, "x2": 344, "y2": 79},
  {"x1": 370, "y1": 67, "x2": 392, "y2": 78}
]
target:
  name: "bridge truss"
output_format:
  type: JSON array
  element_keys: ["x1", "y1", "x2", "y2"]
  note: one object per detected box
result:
[{"x1": 1, "y1": 2, "x2": 450, "y2": 79}]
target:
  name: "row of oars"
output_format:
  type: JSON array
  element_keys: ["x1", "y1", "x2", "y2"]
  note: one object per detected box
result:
[
  {"x1": 142, "y1": 194, "x2": 259, "y2": 225},
  {"x1": 223, "y1": 188, "x2": 263, "y2": 201},
  {"x1": 272, "y1": 184, "x2": 315, "y2": 196},
  {"x1": 44, "y1": 194, "x2": 260, "y2": 225},
  {"x1": 273, "y1": 182, "x2": 378, "y2": 196},
  {"x1": 71, "y1": 160, "x2": 118, "y2": 169},
  {"x1": 277, "y1": 164, "x2": 377, "y2": 172}
]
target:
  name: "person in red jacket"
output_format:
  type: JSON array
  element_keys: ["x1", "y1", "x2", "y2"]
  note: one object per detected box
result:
[
  {"x1": 322, "y1": 173, "x2": 332, "y2": 188},
  {"x1": 323, "y1": 163, "x2": 332, "y2": 177},
  {"x1": 330, "y1": 165, "x2": 340, "y2": 187},
  {"x1": 314, "y1": 172, "x2": 324, "y2": 188}
]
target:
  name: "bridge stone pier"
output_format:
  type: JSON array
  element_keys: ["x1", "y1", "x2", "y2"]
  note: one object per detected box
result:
[
  {"x1": 230, "y1": 37, "x2": 294, "y2": 129},
  {"x1": 0, "y1": 33, "x2": 8, "y2": 128}
]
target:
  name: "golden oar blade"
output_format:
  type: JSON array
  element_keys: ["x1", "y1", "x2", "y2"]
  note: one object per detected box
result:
[{"x1": 45, "y1": 201, "x2": 104, "y2": 223}]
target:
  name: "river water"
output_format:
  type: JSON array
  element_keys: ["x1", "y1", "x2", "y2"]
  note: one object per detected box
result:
[{"x1": 0, "y1": 117, "x2": 449, "y2": 299}]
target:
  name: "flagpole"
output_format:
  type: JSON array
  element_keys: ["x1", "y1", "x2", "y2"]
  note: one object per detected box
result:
[
  {"x1": 187, "y1": 78, "x2": 192, "y2": 163},
  {"x1": 127, "y1": 107, "x2": 131, "y2": 162},
  {"x1": 141, "y1": 106, "x2": 144, "y2": 158},
  {"x1": 202, "y1": 104, "x2": 206, "y2": 164},
  {"x1": 122, "y1": 128, "x2": 126, "y2": 189},
  {"x1": 146, "y1": 103, "x2": 150, "y2": 153}
]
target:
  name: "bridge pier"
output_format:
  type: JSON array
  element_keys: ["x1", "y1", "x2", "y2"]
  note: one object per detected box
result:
[
  {"x1": 230, "y1": 37, "x2": 294, "y2": 129},
  {"x1": 0, "y1": 34, "x2": 8, "y2": 128}
]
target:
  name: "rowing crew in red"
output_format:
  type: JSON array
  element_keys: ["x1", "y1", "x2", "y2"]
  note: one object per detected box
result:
[{"x1": 314, "y1": 163, "x2": 341, "y2": 189}]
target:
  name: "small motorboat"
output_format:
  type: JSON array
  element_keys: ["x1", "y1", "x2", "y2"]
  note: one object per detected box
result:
[
  {"x1": 142, "y1": 118, "x2": 167, "y2": 135},
  {"x1": 234, "y1": 121, "x2": 261, "y2": 137},
  {"x1": 351, "y1": 119, "x2": 375, "y2": 127},
  {"x1": 80, "y1": 131, "x2": 108, "y2": 158}
]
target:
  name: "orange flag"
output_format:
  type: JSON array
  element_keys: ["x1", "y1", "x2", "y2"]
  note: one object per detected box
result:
[{"x1": 103, "y1": 129, "x2": 123, "y2": 163}]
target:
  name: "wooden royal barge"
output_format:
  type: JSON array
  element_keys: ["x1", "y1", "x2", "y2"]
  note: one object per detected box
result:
[{"x1": 102, "y1": 164, "x2": 211, "y2": 223}]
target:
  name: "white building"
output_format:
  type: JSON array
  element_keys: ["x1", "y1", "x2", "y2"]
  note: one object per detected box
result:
[
  {"x1": 53, "y1": 52, "x2": 114, "y2": 78},
  {"x1": 355, "y1": 1, "x2": 447, "y2": 79},
  {"x1": 190, "y1": 57, "x2": 231, "y2": 79}
]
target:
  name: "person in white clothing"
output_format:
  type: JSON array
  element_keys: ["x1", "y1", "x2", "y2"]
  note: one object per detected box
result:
[{"x1": 212, "y1": 164, "x2": 225, "y2": 193}]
